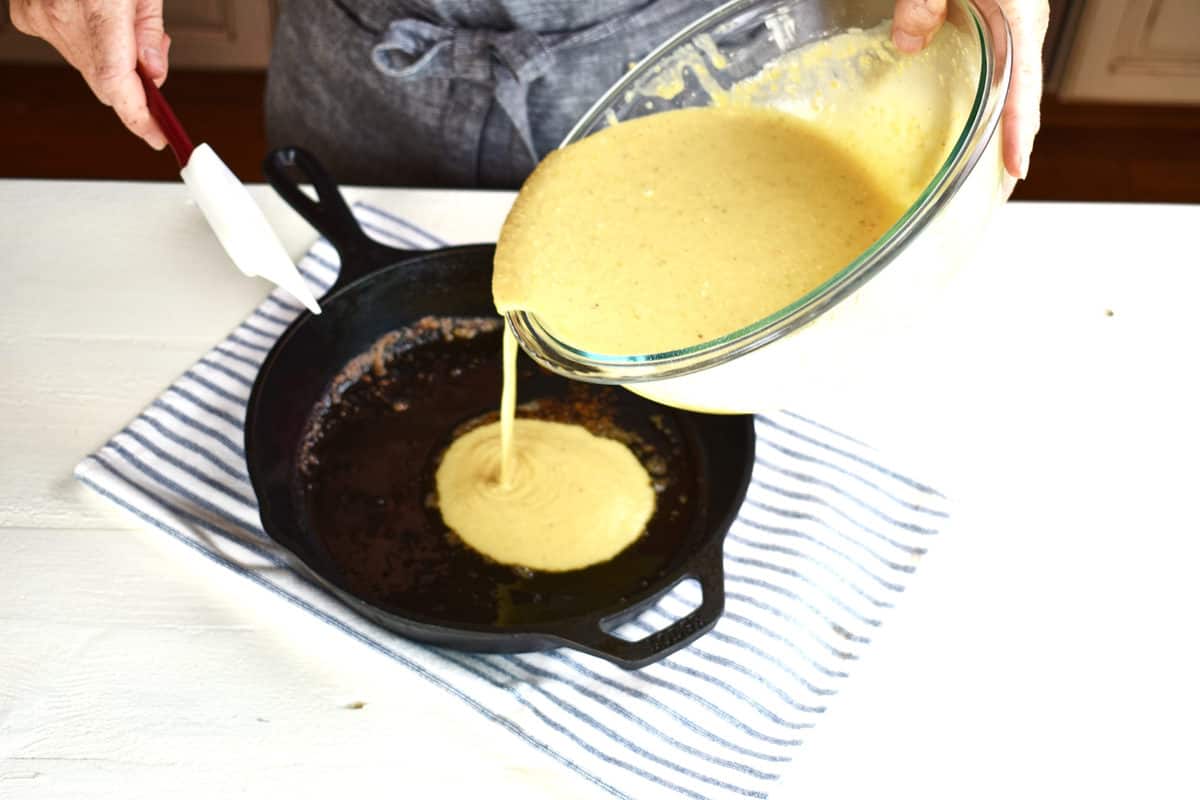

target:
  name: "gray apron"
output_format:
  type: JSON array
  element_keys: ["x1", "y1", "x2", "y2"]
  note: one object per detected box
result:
[{"x1": 266, "y1": 0, "x2": 717, "y2": 188}]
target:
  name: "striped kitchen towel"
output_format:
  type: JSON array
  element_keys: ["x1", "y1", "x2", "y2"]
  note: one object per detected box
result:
[{"x1": 75, "y1": 202, "x2": 950, "y2": 800}]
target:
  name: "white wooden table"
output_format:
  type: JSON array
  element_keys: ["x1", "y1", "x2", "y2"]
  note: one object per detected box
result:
[{"x1": 2, "y1": 181, "x2": 1198, "y2": 799}]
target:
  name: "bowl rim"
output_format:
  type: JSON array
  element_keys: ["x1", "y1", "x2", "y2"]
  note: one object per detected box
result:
[{"x1": 504, "y1": 0, "x2": 1013, "y2": 383}]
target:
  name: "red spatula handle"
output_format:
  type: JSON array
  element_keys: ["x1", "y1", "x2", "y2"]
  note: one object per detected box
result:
[{"x1": 137, "y1": 64, "x2": 194, "y2": 168}]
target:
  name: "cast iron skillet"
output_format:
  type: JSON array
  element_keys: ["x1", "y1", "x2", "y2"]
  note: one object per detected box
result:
[{"x1": 245, "y1": 147, "x2": 755, "y2": 669}]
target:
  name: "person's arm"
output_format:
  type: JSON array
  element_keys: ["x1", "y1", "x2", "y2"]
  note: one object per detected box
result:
[
  {"x1": 10, "y1": 0, "x2": 170, "y2": 149},
  {"x1": 892, "y1": 0, "x2": 1049, "y2": 180}
]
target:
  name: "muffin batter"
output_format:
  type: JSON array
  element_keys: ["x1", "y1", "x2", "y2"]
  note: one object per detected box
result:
[{"x1": 492, "y1": 105, "x2": 904, "y2": 355}]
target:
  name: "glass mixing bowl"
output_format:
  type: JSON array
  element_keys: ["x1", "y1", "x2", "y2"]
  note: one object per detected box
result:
[{"x1": 505, "y1": 0, "x2": 1012, "y2": 416}]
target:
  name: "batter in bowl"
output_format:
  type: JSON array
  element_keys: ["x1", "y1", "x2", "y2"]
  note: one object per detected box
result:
[{"x1": 492, "y1": 105, "x2": 903, "y2": 355}]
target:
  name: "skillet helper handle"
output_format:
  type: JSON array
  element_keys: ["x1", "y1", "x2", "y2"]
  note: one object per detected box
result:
[
  {"x1": 567, "y1": 547, "x2": 725, "y2": 670},
  {"x1": 263, "y1": 147, "x2": 407, "y2": 289}
]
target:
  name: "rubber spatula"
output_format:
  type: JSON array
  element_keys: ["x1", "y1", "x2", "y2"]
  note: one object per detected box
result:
[{"x1": 137, "y1": 65, "x2": 321, "y2": 314}]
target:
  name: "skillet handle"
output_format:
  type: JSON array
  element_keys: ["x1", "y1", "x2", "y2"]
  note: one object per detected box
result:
[
  {"x1": 263, "y1": 147, "x2": 411, "y2": 292},
  {"x1": 561, "y1": 546, "x2": 725, "y2": 670}
]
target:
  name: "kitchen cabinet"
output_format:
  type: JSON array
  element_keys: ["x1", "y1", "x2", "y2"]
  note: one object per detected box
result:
[
  {"x1": 0, "y1": 0, "x2": 277, "y2": 69},
  {"x1": 1057, "y1": 0, "x2": 1200, "y2": 104}
]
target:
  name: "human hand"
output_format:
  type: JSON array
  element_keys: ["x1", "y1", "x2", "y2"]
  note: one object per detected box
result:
[
  {"x1": 10, "y1": 0, "x2": 171, "y2": 149},
  {"x1": 891, "y1": 0, "x2": 1049, "y2": 181}
]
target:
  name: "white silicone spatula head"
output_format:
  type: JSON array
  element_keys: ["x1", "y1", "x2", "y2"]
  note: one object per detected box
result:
[{"x1": 138, "y1": 66, "x2": 321, "y2": 314}]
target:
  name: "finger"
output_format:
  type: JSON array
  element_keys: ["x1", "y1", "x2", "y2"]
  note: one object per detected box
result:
[
  {"x1": 8, "y1": 0, "x2": 37, "y2": 35},
  {"x1": 892, "y1": 0, "x2": 948, "y2": 53},
  {"x1": 16, "y1": 1, "x2": 110, "y2": 111},
  {"x1": 10, "y1": 0, "x2": 83, "y2": 69},
  {"x1": 156, "y1": 32, "x2": 172, "y2": 86},
  {"x1": 109, "y1": 70, "x2": 168, "y2": 149},
  {"x1": 1000, "y1": 81, "x2": 1021, "y2": 177},
  {"x1": 76, "y1": 1, "x2": 166, "y2": 149},
  {"x1": 133, "y1": 0, "x2": 167, "y2": 83},
  {"x1": 78, "y1": 0, "x2": 137, "y2": 106},
  {"x1": 1001, "y1": 66, "x2": 1039, "y2": 180},
  {"x1": 999, "y1": 0, "x2": 1049, "y2": 179}
]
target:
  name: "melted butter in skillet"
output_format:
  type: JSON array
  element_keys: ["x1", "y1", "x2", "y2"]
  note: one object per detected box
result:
[
  {"x1": 435, "y1": 328, "x2": 656, "y2": 572},
  {"x1": 492, "y1": 106, "x2": 904, "y2": 355},
  {"x1": 300, "y1": 321, "x2": 696, "y2": 624}
]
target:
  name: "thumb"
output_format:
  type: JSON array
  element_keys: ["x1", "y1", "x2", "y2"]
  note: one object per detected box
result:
[
  {"x1": 892, "y1": 0, "x2": 948, "y2": 53},
  {"x1": 133, "y1": 0, "x2": 168, "y2": 84}
]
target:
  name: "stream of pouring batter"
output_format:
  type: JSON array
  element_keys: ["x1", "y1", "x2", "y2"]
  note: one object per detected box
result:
[{"x1": 499, "y1": 326, "x2": 518, "y2": 488}]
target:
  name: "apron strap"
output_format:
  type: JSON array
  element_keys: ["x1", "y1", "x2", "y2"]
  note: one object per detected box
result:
[{"x1": 372, "y1": 19, "x2": 556, "y2": 162}]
